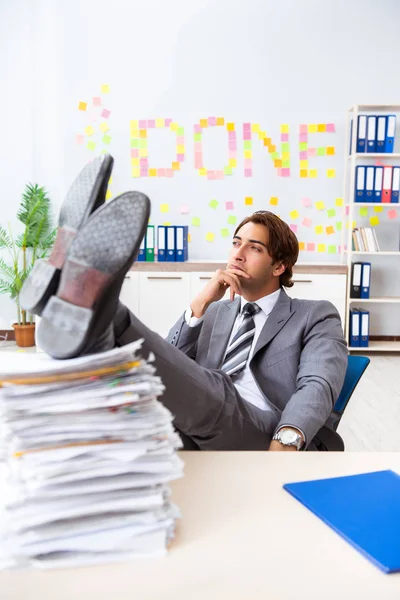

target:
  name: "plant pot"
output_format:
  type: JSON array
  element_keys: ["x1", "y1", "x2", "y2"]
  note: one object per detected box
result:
[{"x1": 12, "y1": 323, "x2": 36, "y2": 347}]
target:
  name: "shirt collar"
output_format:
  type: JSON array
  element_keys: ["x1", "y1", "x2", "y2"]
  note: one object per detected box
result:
[{"x1": 240, "y1": 288, "x2": 281, "y2": 317}]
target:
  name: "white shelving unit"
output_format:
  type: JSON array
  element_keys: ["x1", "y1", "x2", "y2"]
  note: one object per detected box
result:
[{"x1": 342, "y1": 105, "x2": 400, "y2": 352}]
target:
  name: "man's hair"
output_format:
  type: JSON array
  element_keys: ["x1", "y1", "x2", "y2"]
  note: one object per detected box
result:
[{"x1": 234, "y1": 211, "x2": 299, "y2": 288}]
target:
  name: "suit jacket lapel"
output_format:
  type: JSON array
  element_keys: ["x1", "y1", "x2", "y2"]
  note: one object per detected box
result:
[
  {"x1": 252, "y1": 289, "x2": 295, "y2": 357},
  {"x1": 205, "y1": 297, "x2": 241, "y2": 369}
]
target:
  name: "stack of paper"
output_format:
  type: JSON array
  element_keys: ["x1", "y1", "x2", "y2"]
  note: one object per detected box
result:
[{"x1": 0, "y1": 340, "x2": 183, "y2": 569}]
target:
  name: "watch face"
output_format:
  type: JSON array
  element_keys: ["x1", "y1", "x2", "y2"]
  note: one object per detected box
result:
[{"x1": 281, "y1": 429, "x2": 298, "y2": 444}]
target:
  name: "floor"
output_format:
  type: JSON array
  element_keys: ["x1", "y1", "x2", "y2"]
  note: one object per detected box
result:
[{"x1": 0, "y1": 340, "x2": 399, "y2": 452}]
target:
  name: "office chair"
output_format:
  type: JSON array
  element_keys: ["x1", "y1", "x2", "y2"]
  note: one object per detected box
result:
[{"x1": 315, "y1": 355, "x2": 370, "y2": 451}]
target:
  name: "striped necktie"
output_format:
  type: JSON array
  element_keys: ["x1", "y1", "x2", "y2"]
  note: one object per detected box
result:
[{"x1": 221, "y1": 302, "x2": 261, "y2": 377}]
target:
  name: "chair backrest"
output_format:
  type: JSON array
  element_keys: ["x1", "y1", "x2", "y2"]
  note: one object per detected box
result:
[{"x1": 331, "y1": 355, "x2": 370, "y2": 430}]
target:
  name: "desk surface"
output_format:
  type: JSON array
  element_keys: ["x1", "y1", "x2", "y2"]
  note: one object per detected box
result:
[{"x1": 1, "y1": 452, "x2": 400, "y2": 600}]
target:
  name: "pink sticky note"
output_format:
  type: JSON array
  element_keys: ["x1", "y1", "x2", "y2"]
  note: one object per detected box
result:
[
  {"x1": 93, "y1": 97, "x2": 102, "y2": 106},
  {"x1": 147, "y1": 119, "x2": 155, "y2": 128},
  {"x1": 345, "y1": 206, "x2": 350, "y2": 216},
  {"x1": 307, "y1": 242, "x2": 316, "y2": 252},
  {"x1": 76, "y1": 134, "x2": 84, "y2": 145},
  {"x1": 207, "y1": 170, "x2": 216, "y2": 180},
  {"x1": 228, "y1": 131, "x2": 237, "y2": 139},
  {"x1": 244, "y1": 159, "x2": 252, "y2": 168},
  {"x1": 299, "y1": 151, "x2": 308, "y2": 160},
  {"x1": 139, "y1": 119, "x2": 146, "y2": 128},
  {"x1": 281, "y1": 133, "x2": 289, "y2": 142},
  {"x1": 245, "y1": 168, "x2": 252, "y2": 177},
  {"x1": 194, "y1": 124, "x2": 202, "y2": 133},
  {"x1": 195, "y1": 151, "x2": 202, "y2": 160},
  {"x1": 243, "y1": 131, "x2": 252, "y2": 141},
  {"x1": 243, "y1": 122, "x2": 251, "y2": 131},
  {"x1": 326, "y1": 123, "x2": 336, "y2": 133},
  {"x1": 166, "y1": 169, "x2": 174, "y2": 177},
  {"x1": 101, "y1": 108, "x2": 111, "y2": 119},
  {"x1": 208, "y1": 117, "x2": 216, "y2": 126},
  {"x1": 176, "y1": 135, "x2": 185, "y2": 145},
  {"x1": 229, "y1": 141, "x2": 237, "y2": 151},
  {"x1": 281, "y1": 168, "x2": 290, "y2": 177},
  {"x1": 140, "y1": 158, "x2": 148, "y2": 167},
  {"x1": 177, "y1": 153, "x2": 184, "y2": 162},
  {"x1": 302, "y1": 197, "x2": 312, "y2": 207},
  {"x1": 388, "y1": 209, "x2": 398, "y2": 220},
  {"x1": 226, "y1": 201, "x2": 234, "y2": 210},
  {"x1": 140, "y1": 168, "x2": 148, "y2": 177},
  {"x1": 299, "y1": 133, "x2": 308, "y2": 143},
  {"x1": 194, "y1": 142, "x2": 202, "y2": 151},
  {"x1": 302, "y1": 217, "x2": 312, "y2": 227},
  {"x1": 157, "y1": 169, "x2": 166, "y2": 177},
  {"x1": 216, "y1": 170, "x2": 224, "y2": 179},
  {"x1": 300, "y1": 124, "x2": 308, "y2": 134},
  {"x1": 195, "y1": 160, "x2": 202, "y2": 169},
  {"x1": 165, "y1": 118, "x2": 172, "y2": 127},
  {"x1": 308, "y1": 148, "x2": 316, "y2": 157},
  {"x1": 130, "y1": 149, "x2": 139, "y2": 158},
  {"x1": 180, "y1": 205, "x2": 190, "y2": 214},
  {"x1": 290, "y1": 224, "x2": 298, "y2": 233}
]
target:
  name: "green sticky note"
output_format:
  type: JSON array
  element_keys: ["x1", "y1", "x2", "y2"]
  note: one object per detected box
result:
[
  {"x1": 317, "y1": 147, "x2": 326, "y2": 156},
  {"x1": 191, "y1": 217, "x2": 201, "y2": 227},
  {"x1": 359, "y1": 207, "x2": 368, "y2": 217},
  {"x1": 139, "y1": 139, "x2": 147, "y2": 148},
  {"x1": 224, "y1": 166, "x2": 233, "y2": 175},
  {"x1": 221, "y1": 228, "x2": 230, "y2": 238},
  {"x1": 282, "y1": 160, "x2": 290, "y2": 168},
  {"x1": 327, "y1": 208, "x2": 336, "y2": 218},
  {"x1": 270, "y1": 152, "x2": 279, "y2": 159},
  {"x1": 228, "y1": 215, "x2": 237, "y2": 225},
  {"x1": 209, "y1": 199, "x2": 219, "y2": 209},
  {"x1": 102, "y1": 135, "x2": 111, "y2": 145},
  {"x1": 177, "y1": 127, "x2": 184, "y2": 135},
  {"x1": 336, "y1": 221, "x2": 342, "y2": 231},
  {"x1": 87, "y1": 141, "x2": 96, "y2": 151},
  {"x1": 194, "y1": 133, "x2": 202, "y2": 142},
  {"x1": 130, "y1": 139, "x2": 139, "y2": 148},
  {"x1": 328, "y1": 245, "x2": 337, "y2": 254},
  {"x1": 299, "y1": 142, "x2": 307, "y2": 151},
  {"x1": 243, "y1": 140, "x2": 252, "y2": 150},
  {"x1": 282, "y1": 142, "x2": 290, "y2": 152}
]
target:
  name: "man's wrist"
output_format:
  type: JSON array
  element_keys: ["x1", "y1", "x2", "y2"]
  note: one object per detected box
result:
[
  {"x1": 270, "y1": 426, "x2": 305, "y2": 451},
  {"x1": 190, "y1": 298, "x2": 211, "y2": 318}
]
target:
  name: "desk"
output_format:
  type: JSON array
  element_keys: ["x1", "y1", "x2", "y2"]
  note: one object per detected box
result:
[{"x1": 1, "y1": 452, "x2": 400, "y2": 600}]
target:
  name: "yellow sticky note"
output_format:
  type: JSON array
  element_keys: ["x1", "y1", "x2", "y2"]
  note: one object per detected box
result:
[
  {"x1": 85, "y1": 125, "x2": 94, "y2": 136},
  {"x1": 101, "y1": 84, "x2": 110, "y2": 94},
  {"x1": 299, "y1": 160, "x2": 308, "y2": 169},
  {"x1": 370, "y1": 216, "x2": 380, "y2": 226},
  {"x1": 280, "y1": 124, "x2": 289, "y2": 133},
  {"x1": 130, "y1": 120, "x2": 139, "y2": 129},
  {"x1": 177, "y1": 145, "x2": 185, "y2": 154},
  {"x1": 309, "y1": 169, "x2": 317, "y2": 178},
  {"x1": 200, "y1": 119, "x2": 208, "y2": 128},
  {"x1": 139, "y1": 149, "x2": 148, "y2": 157},
  {"x1": 315, "y1": 225, "x2": 323, "y2": 235},
  {"x1": 289, "y1": 210, "x2": 299, "y2": 219},
  {"x1": 100, "y1": 122, "x2": 109, "y2": 133},
  {"x1": 299, "y1": 241, "x2": 305, "y2": 251},
  {"x1": 229, "y1": 158, "x2": 237, "y2": 167},
  {"x1": 300, "y1": 169, "x2": 308, "y2": 178},
  {"x1": 258, "y1": 131, "x2": 266, "y2": 140},
  {"x1": 308, "y1": 124, "x2": 317, "y2": 133},
  {"x1": 78, "y1": 101, "x2": 87, "y2": 111},
  {"x1": 244, "y1": 150, "x2": 252, "y2": 159},
  {"x1": 374, "y1": 206, "x2": 383, "y2": 213},
  {"x1": 160, "y1": 204, "x2": 169, "y2": 212},
  {"x1": 149, "y1": 169, "x2": 157, "y2": 177},
  {"x1": 198, "y1": 168, "x2": 207, "y2": 176},
  {"x1": 315, "y1": 201, "x2": 325, "y2": 210},
  {"x1": 326, "y1": 225, "x2": 335, "y2": 235},
  {"x1": 188, "y1": 233, "x2": 192, "y2": 243},
  {"x1": 172, "y1": 162, "x2": 180, "y2": 170},
  {"x1": 269, "y1": 197, "x2": 279, "y2": 206},
  {"x1": 335, "y1": 197, "x2": 344, "y2": 207},
  {"x1": 317, "y1": 124, "x2": 326, "y2": 132},
  {"x1": 327, "y1": 169, "x2": 336, "y2": 178},
  {"x1": 163, "y1": 222, "x2": 171, "y2": 226},
  {"x1": 317, "y1": 244, "x2": 326, "y2": 253},
  {"x1": 105, "y1": 189, "x2": 112, "y2": 200},
  {"x1": 130, "y1": 129, "x2": 139, "y2": 138},
  {"x1": 206, "y1": 232, "x2": 215, "y2": 242},
  {"x1": 170, "y1": 122, "x2": 179, "y2": 132},
  {"x1": 131, "y1": 157, "x2": 139, "y2": 166},
  {"x1": 216, "y1": 117, "x2": 225, "y2": 126},
  {"x1": 251, "y1": 123, "x2": 260, "y2": 133},
  {"x1": 245, "y1": 196, "x2": 253, "y2": 206},
  {"x1": 282, "y1": 152, "x2": 290, "y2": 160},
  {"x1": 156, "y1": 118, "x2": 164, "y2": 128},
  {"x1": 132, "y1": 167, "x2": 140, "y2": 178},
  {"x1": 227, "y1": 122, "x2": 235, "y2": 131}
]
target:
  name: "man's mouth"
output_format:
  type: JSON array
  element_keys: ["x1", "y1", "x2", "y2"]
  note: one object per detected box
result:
[{"x1": 229, "y1": 265, "x2": 245, "y2": 273}]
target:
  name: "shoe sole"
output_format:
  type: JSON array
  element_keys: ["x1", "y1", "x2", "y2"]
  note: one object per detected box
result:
[
  {"x1": 36, "y1": 191, "x2": 150, "y2": 359},
  {"x1": 20, "y1": 154, "x2": 114, "y2": 316}
]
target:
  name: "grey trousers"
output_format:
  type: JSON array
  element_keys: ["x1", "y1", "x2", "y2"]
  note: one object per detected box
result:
[{"x1": 114, "y1": 303, "x2": 280, "y2": 451}]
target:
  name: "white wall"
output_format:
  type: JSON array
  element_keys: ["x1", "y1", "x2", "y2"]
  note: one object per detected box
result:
[{"x1": 1, "y1": 0, "x2": 400, "y2": 333}]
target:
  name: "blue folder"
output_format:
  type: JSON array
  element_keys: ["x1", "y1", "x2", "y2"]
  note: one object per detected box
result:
[{"x1": 284, "y1": 470, "x2": 400, "y2": 574}]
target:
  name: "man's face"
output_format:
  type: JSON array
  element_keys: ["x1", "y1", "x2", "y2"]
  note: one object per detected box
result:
[{"x1": 227, "y1": 221, "x2": 283, "y2": 294}]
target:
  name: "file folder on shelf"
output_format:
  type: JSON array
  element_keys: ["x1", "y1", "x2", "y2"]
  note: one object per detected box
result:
[
  {"x1": 175, "y1": 225, "x2": 188, "y2": 262},
  {"x1": 350, "y1": 262, "x2": 362, "y2": 298},
  {"x1": 355, "y1": 166, "x2": 365, "y2": 203},
  {"x1": 145, "y1": 225, "x2": 155, "y2": 262},
  {"x1": 382, "y1": 166, "x2": 393, "y2": 203},
  {"x1": 366, "y1": 115, "x2": 377, "y2": 153},
  {"x1": 373, "y1": 166, "x2": 383, "y2": 203},
  {"x1": 376, "y1": 116, "x2": 387, "y2": 153},
  {"x1": 359, "y1": 308, "x2": 370, "y2": 347},
  {"x1": 283, "y1": 470, "x2": 400, "y2": 574},
  {"x1": 364, "y1": 166, "x2": 375, "y2": 202},
  {"x1": 356, "y1": 115, "x2": 367, "y2": 153},
  {"x1": 137, "y1": 237, "x2": 146, "y2": 262},
  {"x1": 361, "y1": 262, "x2": 371, "y2": 299},
  {"x1": 349, "y1": 309, "x2": 360, "y2": 347},
  {"x1": 157, "y1": 226, "x2": 167, "y2": 262},
  {"x1": 166, "y1": 226, "x2": 176, "y2": 262},
  {"x1": 384, "y1": 115, "x2": 396, "y2": 153},
  {"x1": 391, "y1": 166, "x2": 400, "y2": 203}
]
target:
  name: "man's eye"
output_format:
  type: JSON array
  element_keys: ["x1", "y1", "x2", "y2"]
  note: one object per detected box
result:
[{"x1": 252, "y1": 246, "x2": 261, "y2": 252}]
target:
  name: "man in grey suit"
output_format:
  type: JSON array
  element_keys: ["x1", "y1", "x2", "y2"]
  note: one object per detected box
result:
[{"x1": 22, "y1": 186, "x2": 348, "y2": 452}]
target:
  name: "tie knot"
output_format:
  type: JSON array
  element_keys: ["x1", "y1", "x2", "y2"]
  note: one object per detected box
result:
[{"x1": 243, "y1": 302, "x2": 260, "y2": 317}]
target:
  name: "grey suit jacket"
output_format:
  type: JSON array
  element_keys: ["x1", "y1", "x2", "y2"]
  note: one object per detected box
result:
[{"x1": 167, "y1": 288, "x2": 348, "y2": 447}]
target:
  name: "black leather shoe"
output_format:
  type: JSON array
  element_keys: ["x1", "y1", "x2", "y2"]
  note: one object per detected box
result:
[
  {"x1": 20, "y1": 154, "x2": 114, "y2": 316},
  {"x1": 36, "y1": 191, "x2": 150, "y2": 359}
]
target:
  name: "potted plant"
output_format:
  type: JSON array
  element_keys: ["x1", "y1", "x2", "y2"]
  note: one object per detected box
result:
[{"x1": 0, "y1": 184, "x2": 56, "y2": 347}]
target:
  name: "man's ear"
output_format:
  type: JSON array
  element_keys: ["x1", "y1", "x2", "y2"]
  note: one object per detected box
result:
[{"x1": 272, "y1": 262, "x2": 286, "y2": 278}]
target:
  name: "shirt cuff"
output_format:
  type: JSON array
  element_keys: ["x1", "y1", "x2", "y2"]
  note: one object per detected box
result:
[{"x1": 184, "y1": 307, "x2": 204, "y2": 327}]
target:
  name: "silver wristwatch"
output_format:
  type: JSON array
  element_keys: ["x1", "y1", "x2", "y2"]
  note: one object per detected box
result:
[{"x1": 272, "y1": 428, "x2": 304, "y2": 450}]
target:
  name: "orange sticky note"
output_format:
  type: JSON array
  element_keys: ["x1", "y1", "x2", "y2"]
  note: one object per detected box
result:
[
  {"x1": 317, "y1": 124, "x2": 326, "y2": 132},
  {"x1": 139, "y1": 129, "x2": 147, "y2": 138},
  {"x1": 216, "y1": 117, "x2": 225, "y2": 126},
  {"x1": 200, "y1": 119, "x2": 208, "y2": 128},
  {"x1": 227, "y1": 122, "x2": 235, "y2": 131},
  {"x1": 326, "y1": 146, "x2": 335, "y2": 155},
  {"x1": 172, "y1": 162, "x2": 180, "y2": 170},
  {"x1": 245, "y1": 196, "x2": 253, "y2": 206},
  {"x1": 274, "y1": 159, "x2": 282, "y2": 168},
  {"x1": 78, "y1": 101, "x2": 87, "y2": 111},
  {"x1": 326, "y1": 225, "x2": 335, "y2": 235},
  {"x1": 269, "y1": 197, "x2": 279, "y2": 206},
  {"x1": 300, "y1": 169, "x2": 308, "y2": 178},
  {"x1": 188, "y1": 233, "x2": 192, "y2": 242},
  {"x1": 299, "y1": 241, "x2": 305, "y2": 251}
]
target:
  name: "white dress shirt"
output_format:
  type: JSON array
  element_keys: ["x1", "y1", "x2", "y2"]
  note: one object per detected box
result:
[{"x1": 185, "y1": 289, "x2": 281, "y2": 412}]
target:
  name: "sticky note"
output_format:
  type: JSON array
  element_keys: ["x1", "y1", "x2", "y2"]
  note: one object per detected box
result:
[
  {"x1": 274, "y1": 159, "x2": 283, "y2": 168},
  {"x1": 335, "y1": 197, "x2": 344, "y2": 207},
  {"x1": 300, "y1": 169, "x2": 308, "y2": 178},
  {"x1": 160, "y1": 204, "x2": 169, "y2": 213},
  {"x1": 224, "y1": 166, "x2": 233, "y2": 175},
  {"x1": 317, "y1": 147, "x2": 326, "y2": 156},
  {"x1": 315, "y1": 201, "x2": 325, "y2": 210},
  {"x1": 370, "y1": 216, "x2": 380, "y2": 226},
  {"x1": 101, "y1": 109, "x2": 111, "y2": 119},
  {"x1": 307, "y1": 242, "x2": 316, "y2": 252},
  {"x1": 299, "y1": 241, "x2": 305, "y2": 250},
  {"x1": 78, "y1": 101, "x2": 87, "y2": 111},
  {"x1": 149, "y1": 169, "x2": 157, "y2": 177},
  {"x1": 269, "y1": 197, "x2": 279, "y2": 206},
  {"x1": 178, "y1": 205, "x2": 189, "y2": 215},
  {"x1": 245, "y1": 196, "x2": 253, "y2": 206},
  {"x1": 299, "y1": 142, "x2": 308, "y2": 151},
  {"x1": 156, "y1": 118, "x2": 164, "y2": 128},
  {"x1": 328, "y1": 245, "x2": 337, "y2": 254},
  {"x1": 101, "y1": 84, "x2": 110, "y2": 94},
  {"x1": 374, "y1": 206, "x2": 383, "y2": 213},
  {"x1": 206, "y1": 232, "x2": 215, "y2": 242},
  {"x1": 105, "y1": 189, "x2": 112, "y2": 200},
  {"x1": 220, "y1": 228, "x2": 230, "y2": 238},
  {"x1": 224, "y1": 201, "x2": 234, "y2": 211},
  {"x1": 85, "y1": 125, "x2": 94, "y2": 136},
  {"x1": 302, "y1": 217, "x2": 312, "y2": 227},
  {"x1": 317, "y1": 244, "x2": 326, "y2": 252},
  {"x1": 388, "y1": 209, "x2": 398, "y2": 220},
  {"x1": 76, "y1": 134, "x2": 84, "y2": 145},
  {"x1": 317, "y1": 124, "x2": 326, "y2": 132},
  {"x1": 132, "y1": 168, "x2": 140, "y2": 178},
  {"x1": 326, "y1": 226, "x2": 335, "y2": 235},
  {"x1": 209, "y1": 199, "x2": 219, "y2": 209},
  {"x1": 336, "y1": 221, "x2": 343, "y2": 231},
  {"x1": 327, "y1": 208, "x2": 336, "y2": 218},
  {"x1": 251, "y1": 123, "x2": 260, "y2": 132},
  {"x1": 281, "y1": 124, "x2": 289, "y2": 133},
  {"x1": 290, "y1": 224, "x2": 298, "y2": 233},
  {"x1": 102, "y1": 135, "x2": 111, "y2": 145},
  {"x1": 326, "y1": 146, "x2": 335, "y2": 155},
  {"x1": 326, "y1": 123, "x2": 336, "y2": 133},
  {"x1": 309, "y1": 169, "x2": 317, "y2": 178},
  {"x1": 281, "y1": 168, "x2": 290, "y2": 177},
  {"x1": 227, "y1": 122, "x2": 235, "y2": 131},
  {"x1": 308, "y1": 124, "x2": 318, "y2": 133},
  {"x1": 191, "y1": 217, "x2": 201, "y2": 227},
  {"x1": 289, "y1": 210, "x2": 299, "y2": 219},
  {"x1": 198, "y1": 168, "x2": 207, "y2": 176},
  {"x1": 100, "y1": 122, "x2": 109, "y2": 133},
  {"x1": 87, "y1": 141, "x2": 96, "y2": 151},
  {"x1": 172, "y1": 162, "x2": 180, "y2": 171},
  {"x1": 229, "y1": 158, "x2": 237, "y2": 167},
  {"x1": 302, "y1": 197, "x2": 312, "y2": 207},
  {"x1": 359, "y1": 207, "x2": 368, "y2": 217},
  {"x1": 244, "y1": 169, "x2": 252, "y2": 177},
  {"x1": 228, "y1": 215, "x2": 237, "y2": 225},
  {"x1": 327, "y1": 169, "x2": 336, "y2": 178},
  {"x1": 315, "y1": 225, "x2": 323, "y2": 234}
]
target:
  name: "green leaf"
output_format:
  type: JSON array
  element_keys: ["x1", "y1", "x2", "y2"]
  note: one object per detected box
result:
[{"x1": 0, "y1": 225, "x2": 12, "y2": 249}]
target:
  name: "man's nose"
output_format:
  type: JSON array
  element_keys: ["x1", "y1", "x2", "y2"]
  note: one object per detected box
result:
[{"x1": 234, "y1": 247, "x2": 245, "y2": 261}]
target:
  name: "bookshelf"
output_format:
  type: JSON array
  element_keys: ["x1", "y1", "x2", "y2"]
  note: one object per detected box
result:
[{"x1": 342, "y1": 105, "x2": 400, "y2": 352}]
